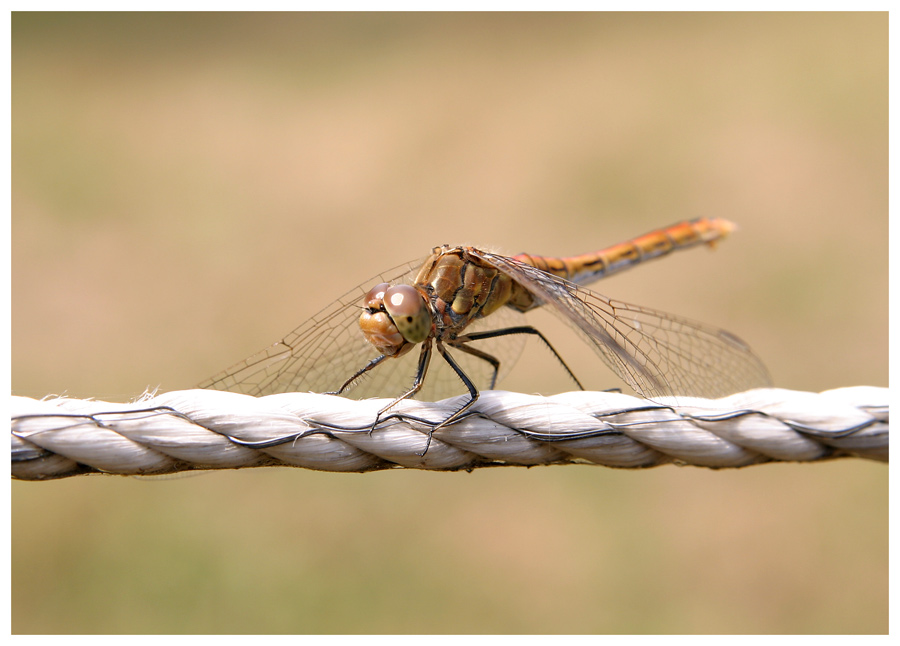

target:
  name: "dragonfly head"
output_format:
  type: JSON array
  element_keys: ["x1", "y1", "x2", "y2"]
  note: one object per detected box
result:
[{"x1": 359, "y1": 283, "x2": 431, "y2": 357}]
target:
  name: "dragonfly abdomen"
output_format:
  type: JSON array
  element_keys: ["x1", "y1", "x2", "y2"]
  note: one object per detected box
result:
[{"x1": 514, "y1": 217, "x2": 736, "y2": 288}]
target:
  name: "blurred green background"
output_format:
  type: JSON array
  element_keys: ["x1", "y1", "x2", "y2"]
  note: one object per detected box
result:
[{"x1": 11, "y1": 12, "x2": 886, "y2": 634}]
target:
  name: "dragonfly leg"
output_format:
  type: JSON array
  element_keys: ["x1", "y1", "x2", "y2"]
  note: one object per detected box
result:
[
  {"x1": 372, "y1": 338, "x2": 433, "y2": 430},
  {"x1": 384, "y1": 340, "x2": 478, "y2": 456},
  {"x1": 427, "y1": 340, "x2": 481, "y2": 441},
  {"x1": 448, "y1": 343, "x2": 501, "y2": 389},
  {"x1": 327, "y1": 353, "x2": 390, "y2": 395},
  {"x1": 456, "y1": 325, "x2": 585, "y2": 390}
]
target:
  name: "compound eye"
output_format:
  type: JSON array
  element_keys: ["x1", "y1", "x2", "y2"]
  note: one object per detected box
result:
[
  {"x1": 383, "y1": 285, "x2": 431, "y2": 344},
  {"x1": 364, "y1": 283, "x2": 390, "y2": 310}
]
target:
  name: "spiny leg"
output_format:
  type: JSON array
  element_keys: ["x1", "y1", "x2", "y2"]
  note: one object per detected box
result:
[
  {"x1": 328, "y1": 353, "x2": 390, "y2": 395},
  {"x1": 415, "y1": 340, "x2": 482, "y2": 456},
  {"x1": 373, "y1": 337, "x2": 433, "y2": 426},
  {"x1": 455, "y1": 325, "x2": 585, "y2": 390},
  {"x1": 378, "y1": 340, "x2": 479, "y2": 456},
  {"x1": 449, "y1": 343, "x2": 501, "y2": 389}
]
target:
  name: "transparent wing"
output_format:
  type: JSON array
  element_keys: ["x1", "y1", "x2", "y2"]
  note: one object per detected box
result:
[
  {"x1": 199, "y1": 257, "x2": 528, "y2": 400},
  {"x1": 474, "y1": 250, "x2": 771, "y2": 400}
]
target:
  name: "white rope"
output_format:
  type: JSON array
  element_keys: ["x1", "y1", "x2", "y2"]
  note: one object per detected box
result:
[{"x1": 11, "y1": 386, "x2": 887, "y2": 480}]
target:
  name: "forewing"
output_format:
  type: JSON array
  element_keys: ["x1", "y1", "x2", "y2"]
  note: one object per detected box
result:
[{"x1": 475, "y1": 250, "x2": 771, "y2": 400}]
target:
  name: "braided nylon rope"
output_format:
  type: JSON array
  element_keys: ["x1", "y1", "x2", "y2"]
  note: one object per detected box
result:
[{"x1": 11, "y1": 386, "x2": 887, "y2": 480}]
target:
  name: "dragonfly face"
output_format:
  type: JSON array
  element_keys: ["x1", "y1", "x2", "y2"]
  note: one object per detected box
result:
[{"x1": 358, "y1": 282, "x2": 431, "y2": 358}]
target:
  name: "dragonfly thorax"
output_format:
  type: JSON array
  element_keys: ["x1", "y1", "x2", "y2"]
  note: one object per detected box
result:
[
  {"x1": 358, "y1": 282, "x2": 432, "y2": 357},
  {"x1": 415, "y1": 246, "x2": 522, "y2": 327}
]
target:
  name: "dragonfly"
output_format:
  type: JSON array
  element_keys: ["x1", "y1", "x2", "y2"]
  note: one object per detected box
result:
[{"x1": 200, "y1": 218, "x2": 771, "y2": 426}]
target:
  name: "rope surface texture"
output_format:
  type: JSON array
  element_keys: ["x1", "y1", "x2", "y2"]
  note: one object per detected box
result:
[{"x1": 11, "y1": 386, "x2": 887, "y2": 480}]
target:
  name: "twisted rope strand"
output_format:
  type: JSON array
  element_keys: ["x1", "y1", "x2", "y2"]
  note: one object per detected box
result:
[{"x1": 11, "y1": 386, "x2": 887, "y2": 480}]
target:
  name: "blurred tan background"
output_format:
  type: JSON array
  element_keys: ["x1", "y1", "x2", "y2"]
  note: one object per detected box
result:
[{"x1": 12, "y1": 12, "x2": 886, "y2": 634}]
